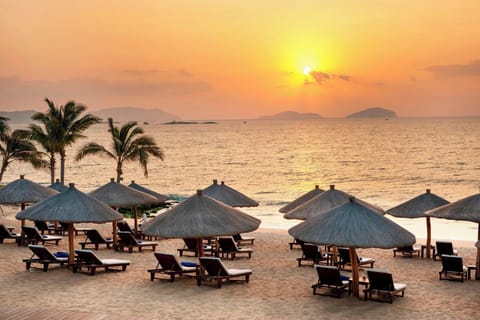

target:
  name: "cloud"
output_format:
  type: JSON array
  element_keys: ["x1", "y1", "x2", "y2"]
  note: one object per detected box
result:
[
  {"x1": 425, "y1": 59, "x2": 480, "y2": 78},
  {"x1": 122, "y1": 69, "x2": 193, "y2": 77},
  {"x1": 306, "y1": 70, "x2": 351, "y2": 85}
]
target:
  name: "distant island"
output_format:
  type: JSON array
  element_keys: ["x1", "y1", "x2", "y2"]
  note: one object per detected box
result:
[
  {"x1": 162, "y1": 121, "x2": 217, "y2": 125},
  {"x1": 0, "y1": 110, "x2": 37, "y2": 123},
  {"x1": 93, "y1": 107, "x2": 181, "y2": 123},
  {"x1": 346, "y1": 107, "x2": 397, "y2": 118},
  {"x1": 258, "y1": 111, "x2": 322, "y2": 120}
]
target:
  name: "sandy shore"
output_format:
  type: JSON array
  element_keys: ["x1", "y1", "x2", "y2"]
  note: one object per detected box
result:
[{"x1": 1, "y1": 205, "x2": 479, "y2": 320}]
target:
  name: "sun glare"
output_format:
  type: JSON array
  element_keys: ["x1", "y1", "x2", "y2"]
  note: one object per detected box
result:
[{"x1": 303, "y1": 66, "x2": 312, "y2": 75}]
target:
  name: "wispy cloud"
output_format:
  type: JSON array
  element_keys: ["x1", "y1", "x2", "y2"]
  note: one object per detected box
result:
[
  {"x1": 305, "y1": 70, "x2": 351, "y2": 85},
  {"x1": 425, "y1": 59, "x2": 480, "y2": 78}
]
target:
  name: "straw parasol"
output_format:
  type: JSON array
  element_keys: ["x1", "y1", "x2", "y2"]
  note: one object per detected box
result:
[
  {"x1": 279, "y1": 185, "x2": 324, "y2": 213},
  {"x1": 284, "y1": 184, "x2": 384, "y2": 220},
  {"x1": 387, "y1": 189, "x2": 449, "y2": 258},
  {"x1": 89, "y1": 178, "x2": 158, "y2": 240},
  {"x1": 49, "y1": 179, "x2": 68, "y2": 193},
  {"x1": 202, "y1": 179, "x2": 259, "y2": 207},
  {"x1": 426, "y1": 193, "x2": 480, "y2": 279},
  {"x1": 142, "y1": 189, "x2": 261, "y2": 256},
  {"x1": 16, "y1": 183, "x2": 123, "y2": 265},
  {"x1": 128, "y1": 180, "x2": 168, "y2": 203},
  {"x1": 289, "y1": 197, "x2": 415, "y2": 297}
]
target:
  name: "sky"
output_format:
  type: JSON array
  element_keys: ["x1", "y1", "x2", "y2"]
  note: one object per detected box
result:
[{"x1": 1, "y1": 0, "x2": 479, "y2": 120}]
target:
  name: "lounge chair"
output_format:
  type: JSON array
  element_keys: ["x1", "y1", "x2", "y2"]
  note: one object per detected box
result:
[
  {"x1": 337, "y1": 247, "x2": 375, "y2": 269},
  {"x1": 21, "y1": 226, "x2": 62, "y2": 246},
  {"x1": 439, "y1": 255, "x2": 468, "y2": 282},
  {"x1": 148, "y1": 252, "x2": 199, "y2": 282},
  {"x1": 0, "y1": 224, "x2": 20, "y2": 243},
  {"x1": 79, "y1": 229, "x2": 113, "y2": 250},
  {"x1": 58, "y1": 222, "x2": 83, "y2": 236},
  {"x1": 364, "y1": 269, "x2": 407, "y2": 303},
  {"x1": 197, "y1": 256, "x2": 252, "y2": 288},
  {"x1": 218, "y1": 236, "x2": 253, "y2": 260},
  {"x1": 297, "y1": 243, "x2": 329, "y2": 266},
  {"x1": 23, "y1": 244, "x2": 69, "y2": 272},
  {"x1": 177, "y1": 238, "x2": 214, "y2": 257},
  {"x1": 117, "y1": 231, "x2": 158, "y2": 253},
  {"x1": 233, "y1": 233, "x2": 255, "y2": 245},
  {"x1": 434, "y1": 241, "x2": 458, "y2": 261},
  {"x1": 73, "y1": 249, "x2": 130, "y2": 275},
  {"x1": 34, "y1": 220, "x2": 57, "y2": 235},
  {"x1": 393, "y1": 245, "x2": 421, "y2": 258},
  {"x1": 311, "y1": 265, "x2": 350, "y2": 298},
  {"x1": 289, "y1": 238, "x2": 304, "y2": 250}
]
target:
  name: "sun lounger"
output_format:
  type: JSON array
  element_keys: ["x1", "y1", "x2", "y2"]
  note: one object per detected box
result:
[
  {"x1": 393, "y1": 245, "x2": 421, "y2": 258},
  {"x1": 297, "y1": 243, "x2": 329, "y2": 266},
  {"x1": 23, "y1": 244, "x2": 69, "y2": 272},
  {"x1": 439, "y1": 255, "x2": 468, "y2": 282},
  {"x1": 337, "y1": 247, "x2": 375, "y2": 269},
  {"x1": 364, "y1": 268, "x2": 406, "y2": 303},
  {"x1": 177, "y1": 238, "x2": 214, "y2": 257},
  {"x1": 289, "y1": 238, "x2": 304, "y2": 250},
  {"x1": 218, "y1": 236, "x2": 253, "y2": 260},
  {"x1": 0, "y1": 224, "x2": 20, "y2": 243},
  {"x1": 434, "y1": 241, "x2": 458, "y2": 261},
  {"x1": 34, "y1": 220, "x2": 57, "y2": 235},
  {"x1": 197, "y1": 256, "x2": 252, "y2": 288},
  {"x1": 21, "y1": 226, "x2": 62, "y2": 246},
  {"x1": 117, "y1": 231, "x2": 157, "y2": 253},
  {"x1": 79, "y1": 229, "x2": 113, "y2": 250},
  {"x1": 233, "y1": 233, "x2": 255, "y2": 245},
  {"x1": 148, "y1": 252, "x2": 199, "y2": 282},
  {"x1": 73, "y1": 249, "x2": 130, "y2": 275},
  {"x1": 311, "y1": 265, "x2": 350, "y2": 297}
]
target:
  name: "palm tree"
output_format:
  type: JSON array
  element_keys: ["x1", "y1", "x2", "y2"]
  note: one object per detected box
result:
[
  {"x1": 75, "y1": 117, "x2": 164, "y2": 183},
  {"x1": 31, "y1": 98, "x2": 101, "y2": 184},
  {"x1": 0, "y1": 116, "x2": 9, "y2": 136},
  {"x1": 0, "y1": 128, "x2": 48, "y2": 182}
]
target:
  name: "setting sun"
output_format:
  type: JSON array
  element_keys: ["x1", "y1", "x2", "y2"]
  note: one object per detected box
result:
[{"x1": 303, "y1": 66, "x2": 312, "y2": 75}]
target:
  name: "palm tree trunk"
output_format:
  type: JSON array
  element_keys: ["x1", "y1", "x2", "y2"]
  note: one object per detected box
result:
[
  {"x1": 0, "y1": 159, "x2": 7, "y2": 182},
  {"x1": 49, "y1": 154, "x2": 56, "y2": 184},
  {"x1": 60, "y1": 150, "x2": 66, "y2": 184},
  {"x1": 116, "y1": 161, "x2": 122, "y2": 183}
]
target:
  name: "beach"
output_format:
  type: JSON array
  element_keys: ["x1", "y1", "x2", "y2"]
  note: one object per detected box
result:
[{"x1": 1, "y1": 205, "x2": 479, "y2": 320}]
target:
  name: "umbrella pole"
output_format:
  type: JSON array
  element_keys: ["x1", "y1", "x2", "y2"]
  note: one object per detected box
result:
[
  {"x1": 198, "y1": 238, "x2": 205, "y2": 275},
  {"x1": 133, "y1": 206, "x2": 138, "y2": 237},
  {"x1": 349, "y1": 248, "x2": 360, "y2": 298},
  {"x1": 68, "y1": 223, "x2": 75, "y2": 266},
  {"x1": 113, "y1": 220, "x2": 118, "y2": 250},
  {"x1": 426, "y1": 217, "x2": 432, "y2": 259}
]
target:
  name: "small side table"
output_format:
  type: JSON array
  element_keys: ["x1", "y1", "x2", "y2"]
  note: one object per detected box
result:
[
  {"x1": 421, "y1": 245, "x2": 436, "y2": 259},
  {"x1": 467, "y1": 265, "x2": 476, "y2": 280}
]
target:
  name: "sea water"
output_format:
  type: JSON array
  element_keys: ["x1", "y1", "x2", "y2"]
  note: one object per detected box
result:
[{"x1": 5, "y1": 117, "x2": 480, "y2": 241}]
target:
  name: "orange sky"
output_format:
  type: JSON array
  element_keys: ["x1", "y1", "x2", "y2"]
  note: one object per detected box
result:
[{"x1": 1, "y1": 1, "x2": 479, "y2": 120}]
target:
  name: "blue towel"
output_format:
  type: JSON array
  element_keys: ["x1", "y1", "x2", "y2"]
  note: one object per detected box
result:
[
  {"x1": 42, "y1": 235, "x2": 47, "y2": 239},
  {"x1": 341, "y1": 275, "x2": 349, "y2": 281},
  {"x1": 54, "y1": 252, "x2": 69, "y2": 258},
  {"x1": 106, "y1": 238, "x2": 112, "y2": 240},
  {"x1": 181, "y1": 261, "x2": 198, "y2": 267}
]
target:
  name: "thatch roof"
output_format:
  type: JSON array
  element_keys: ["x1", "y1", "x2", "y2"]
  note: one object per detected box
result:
[
  {"x1": 278, "y1": 185, "x2": 324, "y2": 213},
  {"x1": 16, "y1": 183, "x2": 122, "y2": 223},
  {"x1": 89, "y1": 178, "x2": 158, "y2": 207},
  {"x1": 202, "y1": 180, "x2": 258, "y2": 207},
  {"x1": 387, "y1": 189, "x2": 449, "y2": 218},
  {"x1": 49, "y1": 179, "x2": 68, "y2": 193},
  {"x1": 0, "y1": 175, "x2": 58, "y2": 204},
  {"x1": 128, "y1": 180, "x2": 168, "y2": 203},
  {"x1": 288, "y1": 197, "x2": 415, "y2": 249},
  {"x1": 284, "y1": 185, "x2": 384, "y2": 220},
  {"x1": 426, "y1": 193, "x2": 480, "y2": 222},
  {"x1": 142, "y1": 190, "x2": 261, "y2": 239}
]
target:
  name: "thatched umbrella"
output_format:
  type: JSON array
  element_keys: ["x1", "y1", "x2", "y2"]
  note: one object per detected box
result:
[
  {"x1": 90, "y1": 178, "x2": 158, "y2": 241},
  {"x1": 16, "y1": 183, "x2": 122, "y2": 265},
  {"x1": 0, "y1": 175, "x2": 58, "y2": 228},
  {"x1": 202, "y1": 179, "x2": 258, "y2": 207},
  {"x1": 426, "y1": 193, "x2": 480, "y2": 279},
  {"x1": 128, "y1": 180, "x2": 168, "y2": 203},
  {"x1": 49, "y1": 179, "x2": 68, "y2": 193},
  {"x1": 142, "y1": 189, "x2": 261, "y2": 257},
  {"x1": 284, "y1": 184, "x2": 384, "y2": 220},
  {"x1": 279, "y1": 185, "x2": 324, "y2": 213},
  {"x1": 289, "y1": 197, "x2": 415, "y2": 297},
  {"x1": 387, "y1": 189, "x2": 449, "y2": 258}
]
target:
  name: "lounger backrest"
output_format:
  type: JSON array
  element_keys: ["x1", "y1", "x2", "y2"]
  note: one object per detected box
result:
[
  {"x1": 75, "y1": 249, "x2": 103, "y2": 265},
  {"x1": 218, "y1": 237, "x2": 238, "y2": 252},
  {"x1": 441, "y1": 255, "x2": 464, "y2": 272},
  {"x1": 367, "y1": 269, "x2": 394, "y2": 291},
  {"x1": 22, "y1": 226, "x2": 42, "y2": 240},
  {"x1": 118, "y1": 231, "x2": 139, "y2": 245},
  {"x1": 315, "y1": 265, "x2": 343, "y2": 286},
  {"x1": 86, "y1": 229, "x2": 107, "y2": 243},
  {"x1": 436, "y1": 241, "x2": 454, "y2": 255},
  {"x1": 154, "y1": 253, "x2": 182, "y2": 271},
  {"x1": 183, "y1": 238, "x2": 199, "y2": 250},
  {"x1": 29, "y1": 244, "x2": 56, "y2": 260},
  {"x1": 302, "y1": 243, "x2": 322, "y2": 259},
  {"x1": 200, "y1": 257, "x2": 228, "y2": 276},
  {"x1": 338, "y1": 248, "x2": 351, "y2": 264},
  {"x1": 397, "y1": 245, "x2": 414, "y2": 252},
  {"x1": 232, "y1": 234, "x2": 242, "y2": 241},
  {"x1": 0, "y1": 224, "x2": 12, "y2": 237},
  {"x1": 117, "y1": 221, "x2": 134, "y2": 234},
  {"x1": 34, "y1": 221, "x2": 50, "y2": 232}
]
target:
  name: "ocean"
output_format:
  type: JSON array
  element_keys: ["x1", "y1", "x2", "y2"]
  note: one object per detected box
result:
[{"x1": 5, "y1": 117, "x2": 480, "y2": 241}]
